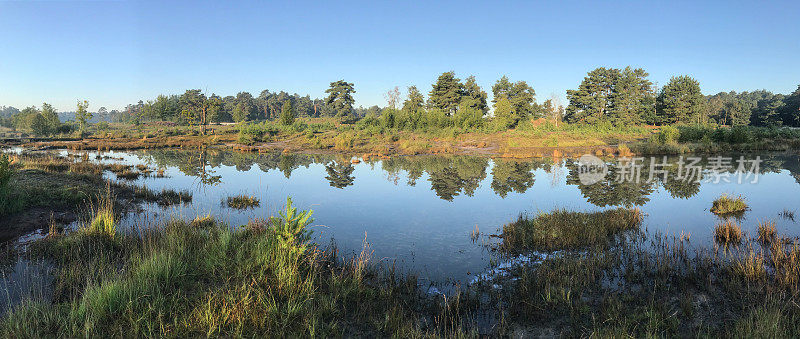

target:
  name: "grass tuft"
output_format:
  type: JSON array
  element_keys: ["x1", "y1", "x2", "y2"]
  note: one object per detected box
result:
[
  {"x1": 225, "y1": 194, "x2": 260, "y2": 209},
  {"x1": 714, "y1": 219, "x2": 742, "y2": 246},
  {"x1": 500, "y1": 207, "x2": 642, "y2": 253},
  {"x1": 711, "y1": 194, "x2": 748, "y2": 215}
]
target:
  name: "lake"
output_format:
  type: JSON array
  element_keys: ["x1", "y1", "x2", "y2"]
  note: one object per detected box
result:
[{"x1": 31, "y1": 148, "x2": 800, "y2": 286}]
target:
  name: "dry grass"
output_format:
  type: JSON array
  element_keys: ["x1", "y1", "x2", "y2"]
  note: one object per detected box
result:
[
  {"x1": 757, "y1": 221, "x2": 777, "y2": 244},
  {"x1": 714, "y1": 219, "x2": 743, "y2": 246}
]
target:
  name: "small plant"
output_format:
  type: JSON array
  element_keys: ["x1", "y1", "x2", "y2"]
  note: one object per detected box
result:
[
  {"x1": 710, "y1": 194, "x2": 748, "y2": 215},
  {"x1": 86, "y1": 189, "x2": 117, "y2": 239},
  {"x1": 225, "y1": 194, "x2": 260, "y2": 209},
  {"x1": 271, "y1": 197, "x2": 314, "y2": 256},
  {"x1": 469, "y1": 225, "x2": 480, "y2": 242},
  {"x1": 714, "y1": 219, "x2": 742, "y2": 246},
  {"x1": 757, "y1": 221, "x2": 777, "y2": 244}
]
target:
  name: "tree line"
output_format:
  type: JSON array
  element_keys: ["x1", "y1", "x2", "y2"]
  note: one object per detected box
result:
[
  {"x1": 2, "y1": 70, "x2": 799, "y2": 136},
  {"x1": 564, "y1": 67, "x2": 800, "y2": 127}
]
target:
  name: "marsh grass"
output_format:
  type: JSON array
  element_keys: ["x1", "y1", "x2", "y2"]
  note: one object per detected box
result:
[
  {"x1": 780, "y1": 209, "x2": 795, "y2": 221},
  {"x1": 714, "y1": 219, "x2": 743, "y2": 246},
  {"x1": 491, "y1": 210, "x2": 800, "y2": 336},
  {"x1": 86, "y1": 190, "x2": 117, "y2": 239},
  {"x1": 757, "y1": 221, "x2": 777, "y2": 244},
  {"x1": 3, "y1": 198, "x2": 474, "y2": 337},
  {"x1": 500, "y1": 208, "x2": 642, "y2": 253},
  {"x1": 225, "y1": 194, "x2": 260, "y2": 209},
  {"x1": 115, "y1": 169, "x2": 140, "y2": 180},
  {"x1": 711, "y1": 194, "x2": 748, "y2": 216}
]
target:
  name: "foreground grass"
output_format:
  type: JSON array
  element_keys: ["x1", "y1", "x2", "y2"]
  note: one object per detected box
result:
[
  {"x1": 492, "y1": 208, "x2": 800, "y2": 337},
  {"x1": 2, "y1": 199, "x2": 472, "y2": 337}
]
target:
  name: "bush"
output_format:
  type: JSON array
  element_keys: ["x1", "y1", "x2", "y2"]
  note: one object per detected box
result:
[{"x1": 656, "y1": 125, "x2": 680, "y2": 144}]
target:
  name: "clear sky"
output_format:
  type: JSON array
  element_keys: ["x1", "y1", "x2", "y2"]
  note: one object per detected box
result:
[{"x1": 1, "y1": 0, "x2": 798, "y2": 112}]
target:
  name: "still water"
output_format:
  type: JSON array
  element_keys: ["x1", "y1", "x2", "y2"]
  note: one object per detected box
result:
[{"x1": 47, "y1": 148, "x2": 800, "y2": 285}]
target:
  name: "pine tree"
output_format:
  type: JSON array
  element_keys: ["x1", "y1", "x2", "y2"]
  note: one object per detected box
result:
[
  {"x1": 492, "y1": 76, "x2": 536, "y2": 120},
  {"x1": 428, "y1": 71, "x2": 463, "y2": 115},
  {"x1": 656, "y1": 75, "x2": 705, "y2": 125},
  {"x1": 280, "y1": 100, "x2": 295, "y2": 126},
  {"x1": 564, "y1": 68, "x2": 618, "y2": 123},
  {"x1": 608, "y1": 67, "x2": 653, "y2": 125},
  {"x1": 325, "y1": 80, "x2": 356, "y2": 118},
  {"x1": 492, "y1": 96, "x2": 517, "y2": 129}
]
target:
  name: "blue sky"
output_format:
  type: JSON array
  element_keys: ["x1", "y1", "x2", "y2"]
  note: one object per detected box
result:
[{"x1": 1, "y1": 0, "x2": 798, "y2": 112}]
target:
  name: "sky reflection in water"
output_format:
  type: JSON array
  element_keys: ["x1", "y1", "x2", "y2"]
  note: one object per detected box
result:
[{"x1": 74, "y1": 149, "x2": 800, "y2": 283}]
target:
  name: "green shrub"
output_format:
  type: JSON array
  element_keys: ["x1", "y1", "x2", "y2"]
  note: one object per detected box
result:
[{"x1": 656, "y1": 125, "x2": 680, "y2": 144}]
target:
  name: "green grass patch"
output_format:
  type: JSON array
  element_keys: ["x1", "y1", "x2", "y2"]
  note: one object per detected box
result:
[
  {"x1": 710, "y1": 194, "x2": 748, "y2": 215},
  {"x1": 500, "y1": 208, "x2": 642, "y2": 253},
  {"x1": 225, "y1": 194, "x2": 260, "y2": 209}
]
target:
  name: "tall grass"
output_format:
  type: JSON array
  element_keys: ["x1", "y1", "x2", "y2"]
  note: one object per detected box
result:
[
  {"x1": 85, "y1": 188, "x2": 117, "y2": 239},
  {"x1": 714, "y1": 219, "x2": 743, "y2": 246},
  {"x1": 500, "y1": 208, "x2": 642, "y2": 253},
  {"x1": 3, "y1": 197, "x2": 470, "y2": 337},
  {"x1": 0, "y1": 154, "x2": 14, "y2": 215}
]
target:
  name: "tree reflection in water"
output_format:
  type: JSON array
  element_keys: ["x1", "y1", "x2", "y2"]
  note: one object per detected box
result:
[
  {"x1": 325, "y1": 162, "x2": 355, "y2": 189},
  {"x1": 131, "y1": 149, "x2": 800, "y2": 204}
]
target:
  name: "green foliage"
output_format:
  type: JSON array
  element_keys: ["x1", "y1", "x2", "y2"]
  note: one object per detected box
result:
[
  {"x1": 428, "y1": 71, "x2": 463, "y2": 115},
  {"x1": 656, "y1": 75, "x2": 705, "y2": 124},
  {"x1": 279, "y1": 100, "x2": 295, "y2": 126},
  {"x1": 492, "y1": 96, "x2": 517, "y2": 129},
  {"x1": 565, "y1": 67, "x2": 619, "y2": 124},
  {"x1": 75, "y1": 100, "x2": 92, "y2": 132},
  {"x1": 492, "y1": 75, "x2": 537, "y2": 120},
  {"x1": 267, "y1": 197, "x2": 314, "y2": 272},
  {"x1": 655, "y1": 125, "x2": 680, "y2": 145},
  {"x1": 500, "y1": 208, "x2": 643, "y2": 253},
  {"x1": 325, "y1": 80, "x2": 356, "y2": 118}
]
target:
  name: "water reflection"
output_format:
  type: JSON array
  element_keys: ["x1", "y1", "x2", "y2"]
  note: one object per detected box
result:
[
  {"x1": 132, "y1": 149, "x2": 800, "y2": 207},
  {"x1": 325, "y1": 162, "x2": 355, "y2": 189}
]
